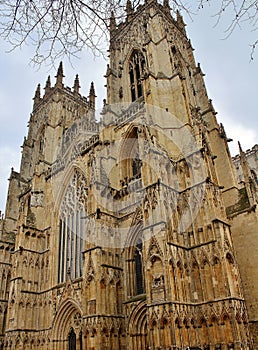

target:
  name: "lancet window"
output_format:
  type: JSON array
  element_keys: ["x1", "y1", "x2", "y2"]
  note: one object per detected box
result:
[
  {"x1": 121, "y1": 127, "x2": 142, "y2": 180},
  {"x1": 135, "y1": 239, "x2": 145, "y2": 295},
  {"x1": 132, "y1": 156, "x2": 142, "y2": 177},
  {"x1": 126, "y1": 217, "x2": 145, "y2": 297},
  {"x1": 58, "y1": 170, "x2": 87, "y2": 283},
  {"x1": 129, "y1": 50, "x2": 146, "y2": 101}
]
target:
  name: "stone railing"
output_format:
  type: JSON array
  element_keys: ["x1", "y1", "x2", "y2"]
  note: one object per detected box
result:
[{"x1": 114, "y1": 98, "x2": 145, "y2": 128}]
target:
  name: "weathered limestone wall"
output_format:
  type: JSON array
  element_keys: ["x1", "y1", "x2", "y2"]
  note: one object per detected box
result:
[{"x1": 230, "y1": 210, "x2": 258, "y2": 347}]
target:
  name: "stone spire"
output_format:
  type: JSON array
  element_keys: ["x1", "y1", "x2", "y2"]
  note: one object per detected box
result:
[
  {"x1": 73, "y1": 74, "x2": 80, "y2": 96},
  {"x1": 55, "y1": 62, "x2": 65, "y2": 88},
  {"x1": 33, "y1": 84, "x2": 41, "y2": 109},
  {"x1": 126, "y1": 0, "x2": 133, "y2": 21},
  {"x1": 89, "y1": 82, "x2": 96, "y2": 110},
  {"x1": 110, "y1": 11, "x2": 117, "y2": 36},
  {"x1": 44, "y1": 75, "x2": 51, "y2": 95}
]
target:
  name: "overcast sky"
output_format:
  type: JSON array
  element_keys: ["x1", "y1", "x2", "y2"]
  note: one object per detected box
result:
[{"x1": 0, "y1": 4, "x2": 257, "y2": 212}]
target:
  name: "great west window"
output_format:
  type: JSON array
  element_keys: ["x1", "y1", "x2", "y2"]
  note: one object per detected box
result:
[{"x1": 58, "y1": 170, "x2": 87, "y2": 283}]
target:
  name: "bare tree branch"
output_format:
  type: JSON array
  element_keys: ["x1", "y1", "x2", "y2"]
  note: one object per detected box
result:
[
  {"x1": 198, "y1": 0, "x2": 257, "y2": 58},
  {"x1": 0, "y1": 0, "x2": 257, "y2": 66}
]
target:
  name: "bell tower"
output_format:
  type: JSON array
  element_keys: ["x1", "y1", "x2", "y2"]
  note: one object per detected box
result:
[
  {"x1": 100, "y1": 1, "x2": 253, "y2": 349},
  {"x1": 105, "y1": 0, "x2": 239, "y2": 206},
  {"x1": 107, "y1": 0, "x2": 200, "y2": 116}
]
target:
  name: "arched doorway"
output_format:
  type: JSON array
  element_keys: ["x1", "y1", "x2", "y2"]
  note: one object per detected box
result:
[
  {"x1": 128, "y1": 300, "x2": 148, "y2": 349},
  {"x1": 52, "y1": 298, "x2": 84, "y2": 350}
]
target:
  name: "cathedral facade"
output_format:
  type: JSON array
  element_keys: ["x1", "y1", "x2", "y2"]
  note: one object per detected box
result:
[{"x1": 0, "y1": 1, "x2": 258, "y2": 349}]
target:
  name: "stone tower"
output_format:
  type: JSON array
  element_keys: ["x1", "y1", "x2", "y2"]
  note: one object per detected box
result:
[{"x1": 0, "y1": 0, "x2": 257, "y2": 349}]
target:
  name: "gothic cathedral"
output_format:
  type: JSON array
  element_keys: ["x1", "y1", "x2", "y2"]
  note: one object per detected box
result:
[{"x1": 0, "y1": 1, "x2": 258, "y2": 349}]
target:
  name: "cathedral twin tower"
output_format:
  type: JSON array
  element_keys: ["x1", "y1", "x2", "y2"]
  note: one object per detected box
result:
[{"x1": 0, "y1": 1, "x2": 258, "y2": 349}]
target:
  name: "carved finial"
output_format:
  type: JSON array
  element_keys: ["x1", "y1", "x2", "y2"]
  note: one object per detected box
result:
[
  {"x1": 163, "y1": 0, "x2": 170, "y2": 13},
  {"x1": 195, "y1": 62, "x2": 205, "y2": 76},
  {"x1": 66, "y1": 267, "x2": 71, "y2": 281},
  {"x1": 34, "y1": 84, "x2": 41, "y2": 99},
  {"x1": 89, "y1": 82, "x2": 96, "y2": 110},
  {"x1": 33, "y1": 84, "x2": 41, "y2": 109},
  {"x1": 73, "y1": 74, "x2": 80, "y2": 96},
  {"x1": 208, "y1": 99, "x2": 217, "y2": 115},
  {"x1": 44, "y1": 76, "x2": 51, "y2": 95},
  {"x1": 126, "y1": 0, "x2": 133, "y2": 20},
  {"x1": 238, "y1": 141, "x2": 244, "y2": 154},
  {"x1": 90, "y1": 81, "x2": 96, "y2": 96},
  {"x1": 55, "y1": 62, "x2": 65, "y2": 88},
  {"x1": 110, "y1": 11, "x2": 117, "y2": 35},
  {"x1": 177, "y1": 10, "x2": 186, "y2": 33}
]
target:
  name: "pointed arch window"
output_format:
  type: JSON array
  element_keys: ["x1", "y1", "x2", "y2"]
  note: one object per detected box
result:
[
  {"x1": 129, "y1": 51, "x2": 146, "y2": 102},
  {"x1": 121, "y1": 127, "x2": 142, "y2": 180},
  {"x1": 135, "y1": 238, "x2": 145, "y2": 295},
  {"x1": 132, "y1": 154, "x2": 142, "y2": 177},
  {"x1": 58, "y1": 170, "x2": 88, "y2": 283}
]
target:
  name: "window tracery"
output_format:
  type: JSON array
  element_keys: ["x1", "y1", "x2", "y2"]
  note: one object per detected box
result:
[
  {"x1": 58, "y1": 170, "x2": 87, "y2": 283},
  {"x1": 129, "y1": 51, "x2": 146, "y2": 101}
]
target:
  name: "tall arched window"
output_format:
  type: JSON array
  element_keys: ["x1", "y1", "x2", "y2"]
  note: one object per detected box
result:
[
  {"x1": 129, "y1": 51, "x2": 146, "y2": 102},
  {"x1": 120, "y1": 127, "x2": 142, "y2": 181},
  {"x1": 132, "y1": 156, "x2": 142, "y2": 177},
  {"x1": 58, "y1": 170, "x2": 87, "y2": 283},
  {"x1": 135, "y1": 238, "x2": 145, "y2": 295}
]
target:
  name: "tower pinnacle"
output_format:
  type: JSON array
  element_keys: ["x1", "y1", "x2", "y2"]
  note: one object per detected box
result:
[
  {"x1": 163, "y1": 0, "x2": 170, "y2": 13},
  {"x1": 89, "y1": 82, "x2": 96, "y2": 110},
  {"x1": 44, "y1": 76, "x2": 51, "y2": 95},
  {"x1": 33, "y1": 84, "x2": 41, "y2": 109},
  {"x1": 55, "y1": 62, "x2": 65, "y2": 88},
  {"x1": 238, "y1": 141, "x2": 243, "y2": 154},
  {"x1": 126, "y1": 0, "x2": 133, "y2": 21},
  {"x1": 73, "y1": 74, "x2": 80, "y2": 96},
  {"x1": 176, "y1": 10, "x2": 186, "y2": 34}
]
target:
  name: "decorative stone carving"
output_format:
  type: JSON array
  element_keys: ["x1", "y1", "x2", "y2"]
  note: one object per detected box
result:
[{"x1": 31, "y1": 191, "x2": 44, "y2": 207}]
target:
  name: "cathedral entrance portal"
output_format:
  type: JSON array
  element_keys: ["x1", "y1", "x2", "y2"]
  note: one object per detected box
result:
[
  {"x1": 52, "y1": 298, "x2": 84, "y2": 350},
  {"x1": 128, "y1": 300, "x2": 148, "y2": 349}
]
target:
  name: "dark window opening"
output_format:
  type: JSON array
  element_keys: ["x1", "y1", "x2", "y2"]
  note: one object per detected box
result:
[
  {"x1": 79, "y1": 332, "x2": 83, "y2": 349},
  {"x1": 129, "y1": 51, "x2": 146, "y2": 102},
  {"x1": 132, "y1": 157, "x2": 142, "y2": 177},
  {"x1": 135, "y1": 240, "x2": 144, "y2": 295},
  {"x1": 68, "y1": 328, "x2": 76, "y2": 350}
]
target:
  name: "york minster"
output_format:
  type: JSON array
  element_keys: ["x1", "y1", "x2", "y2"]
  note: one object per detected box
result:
[{"x1": 0, "y1": 0, "x2": 257, "y2": 349}]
